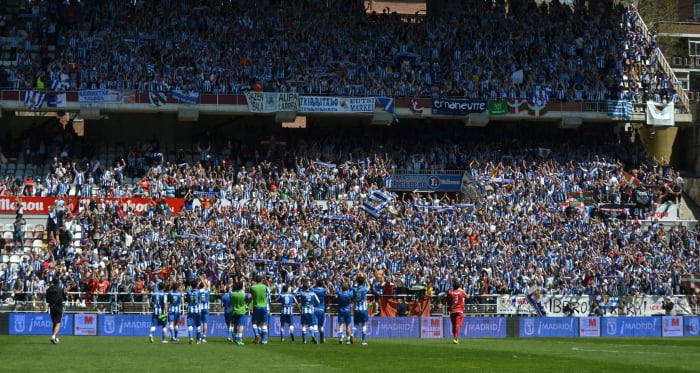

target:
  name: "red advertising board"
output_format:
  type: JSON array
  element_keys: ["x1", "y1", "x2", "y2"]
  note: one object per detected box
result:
[{"x1": 0, "y1": 196, "x2": 185, "y2": 215}]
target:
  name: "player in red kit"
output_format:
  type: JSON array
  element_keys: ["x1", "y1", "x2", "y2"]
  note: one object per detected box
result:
[{"x1": 446, "y1": 280, "x2": 468, "y2": 344}]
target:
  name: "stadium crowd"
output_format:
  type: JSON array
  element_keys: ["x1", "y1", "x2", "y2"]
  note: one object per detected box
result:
[
  {"x1": 0, "y1": 0, "x2": 683, "y2": 106},
  {"x1": 0, "y1": 124, "x2": 698, "y2": 314}
]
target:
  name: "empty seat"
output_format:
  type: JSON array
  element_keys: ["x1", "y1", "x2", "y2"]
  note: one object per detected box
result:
[
  {"x1": 3, "y1": 223, "x2": 13, "y2": 232},
  {"x1": 32, "y1": 240, "x2": 43, "y2": 249},
  {"x1": 9, "y1": 255, "x2": 20, "y2": 263},
  {"x1": 24, "y1": 223, "x2": 34, "y2": 233},
  {"x1": 3, "y1": 231, "x2": 12, "y2": 240}
]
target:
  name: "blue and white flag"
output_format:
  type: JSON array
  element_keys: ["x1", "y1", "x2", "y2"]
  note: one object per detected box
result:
[
  {"x1": 607, "y1": 100, "x2": 632, "y2": 120},
  {"x1": 360, "y1": 190, "x2": 393, "y2": 218},
  {"x1": 51, "y1": 79, "x2": 70, "y2": 91},
  {"x1": 24, "y1": 90, "x2": 46, "y2": 110},
  {"x1": 46, "y1": 93, "x2": 67, "y2": 108},
  {"x1": 313, "y1": 161, "x2": 336, "y2": 169},
  {"x1": 171, "y1": 90, "x2": 199, "y2": 105},
  {"x1": 149, "y1": 91, "x2": 167, "y2": 107},
  {"x1": 376, "y1": 97, "x2": 398, "y2": 123}
]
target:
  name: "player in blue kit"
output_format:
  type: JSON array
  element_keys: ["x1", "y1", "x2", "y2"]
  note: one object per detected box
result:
[
  {"x1": 149, "y1": 282, "x2": 168, "y2": 343},
  {"x1": 352, "y1": 273, "x2": 370, "y2": 346},
  {"x1": 198, "y1": 276, "x2": 211, "y2": 343},
  {"x1": 277, "y1": 284, "x2": 298, "y2": 342},
  {"x1": 186, "y1": 281, "x2": 202, "y2": 344},
  {"x1": 167, "y1": 281, "x2": 184, "y2": 342},
  {"x1": 298, "y1": 280, "x2": 320, "y2": 344},
  {"x1": 220, "y1": 285, "x2": 233, "y2": 342},
  {"x1": 311, "y1": 278, "x2": 328, "y2": 343},
  {"x1": 336, "y1": 282, "x2": 354, "y2": 344}
]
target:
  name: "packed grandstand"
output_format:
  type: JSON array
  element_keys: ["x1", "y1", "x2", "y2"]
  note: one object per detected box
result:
[{"x1": 0, "y1": 0, "x2": 698, "y2": 318}]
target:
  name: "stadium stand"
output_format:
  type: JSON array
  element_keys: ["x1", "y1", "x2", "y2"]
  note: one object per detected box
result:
[{"x1": 0, "y1": 0, "x2": 697, "y2": 316}]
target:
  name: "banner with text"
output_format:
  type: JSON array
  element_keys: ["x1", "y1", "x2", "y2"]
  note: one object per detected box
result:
[
  {"x1": 74, "y1": 313, "x2": 98, "y2": 336},
  {"x1": 10, "y1": 313, "x2": 73, "y2": 335},
  {"x1": 497, "y1": 295, "x2": 692, "y2": 317},
  {"x1": 601, "y1": 317, "x2": 661, "y2": 337},
  {"x1": 519, "y1": 317, "x2": 578, "y2": 338},
  {"x1": 431, "y1": 98, "x2": 487, "y2": 116},
  {"x1": 388, "y1": 174, "x2": 463, "y2": 192},
  {"x1": 420, "y1": 317, "x2": 444, "y2": 338},
  {"x1": 444, "y1": 317, "x2": 507, "y2": 339},
  {"x1": 78, "y1": 89, "x2": 133, "y2": 104},
  {"x1": 662, "y1": 316, "x2": 684, "y2": 337},
  {"x1": 245, "y1": 92, "x2": 299, "y2": 113},
  {"x1": 578, "y1": 317, "x2": 601, "y2": 337},
  {"x1": 0, "y1": 196, "x2": 185, "y2": 215},
  {"x1": 299, "y1": 96, "x2": 375, "y2": 113}
]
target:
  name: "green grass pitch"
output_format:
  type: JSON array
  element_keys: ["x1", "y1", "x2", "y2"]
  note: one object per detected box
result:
[{"x1": 1, "y1": 336, "x2": 699, "y2": 372}]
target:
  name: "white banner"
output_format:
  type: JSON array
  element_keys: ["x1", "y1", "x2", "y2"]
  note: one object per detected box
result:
[
  {"x1": 579, "y1": 317, "x2": 601, "y2": 337},
  {"x1": 419, "y1": 317, "x2": 443, "y2": 338},
  {"x1": 646, "y1": 101, "x2": 675, "y2": 126},
  {"x1": 299, "y1": 96, "x2": 375, "y2": 113},
  {"x1": 78, "y1": 89, "x2": 131, "y2": 104},
  {"x1": 496, "y1": 295, "x2": 691, "y2": 316},
  {"x1": 662, "y1": 316, "x2": 683, "y2": 336},
  {"x1": 245, "y1": 92, "x2": 299, "y2": 113}
]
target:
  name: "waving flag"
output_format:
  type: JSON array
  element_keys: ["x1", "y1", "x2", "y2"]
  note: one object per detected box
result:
[
  {"x1": 149, "y1": 91, "x2": 167, "y2": 107},
  {"x1": 171, "y1": 90, "x2": 199, "y2": 105},
  {"x1": 410, "y1": 98, "x2": 424, "y2": 114},
  {"x1": 567, "y1": 190, "x2": 595, "y2": 207},
  {"x1": 608, "y1": 100, "x2": 632, "y2": 119},
  {"x1": 489, "y1": 100, "x2": 507, "y2": 115},
  {"x1": 377, "y1": 97, "x2": 398, "y2": 123},
  {"x1": 360, "y1": 190, "x2": 393, "y2": 218},
  {"x1": 24, "y1": 90, "x2": 46, "y2": 110},
  {"x1": 46, "y1": 93, "x2": 67, "y2": 108},
  {"x1": 621, "y1": 171, "x2": 641, "y2": 188},
  {"x1": 507, "y1": 99, "x2": 528, "y2": 114},
  {"x1": 51, "y1": 79, "x2": 70, "y2": 91}
]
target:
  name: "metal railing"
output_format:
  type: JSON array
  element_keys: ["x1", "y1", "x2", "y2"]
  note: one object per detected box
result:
[
  {"x1": 630, "y1": 5, "x2": 691, "y2": 111},
  {"x1": 1, "y1": 292, "x2": 696, "y2": 316}
]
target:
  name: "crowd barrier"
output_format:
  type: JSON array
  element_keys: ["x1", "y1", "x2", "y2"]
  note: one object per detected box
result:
[
  {"x1": 1, "y1": 294, "x2": 697, "y2": 317},
  {"x1": 1, "y1": 313, "x2": 698, "y2": 338}
]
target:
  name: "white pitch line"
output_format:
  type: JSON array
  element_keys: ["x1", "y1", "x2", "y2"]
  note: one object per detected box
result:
[{"x1": 571, "y1": 347, "x2": 668, "y2": 355}]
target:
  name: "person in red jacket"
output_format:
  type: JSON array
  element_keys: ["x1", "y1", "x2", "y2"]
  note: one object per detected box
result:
[{"x1": 446, "y1": 280, "x2": 468, "y2": 344}]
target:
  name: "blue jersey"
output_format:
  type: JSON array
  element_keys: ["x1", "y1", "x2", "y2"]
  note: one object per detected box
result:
[
  {"x1": 311, "y1": 286, "x2": 327, "y2": 311},
  {"x1": 198, "y1": 288, "x2": 210, "y2": 311},
  {"x1": 168, "y1": 290, "x2": 183, "y2": 314},
  {"x1": 151, "y1": 290, "x2": 167, "y2": 315},
  {"x1": 187, "y1": 288, "x2": 200, "y2": 314},
  {"x1": 351, "y1": 285, "x2": 368, "y2": 312},
  {"x1": 336, "y1": 289, "x2": 353, "y2": 314},
  {"x1": 298, "y1": 290, "x2": 319, "y2": 315},
  {"x1": 279, "y1": 292, "x2": 296, "y2": 315},
  {"x1": 221, "y1": 292, "x2": 232, "y2": 314}
]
